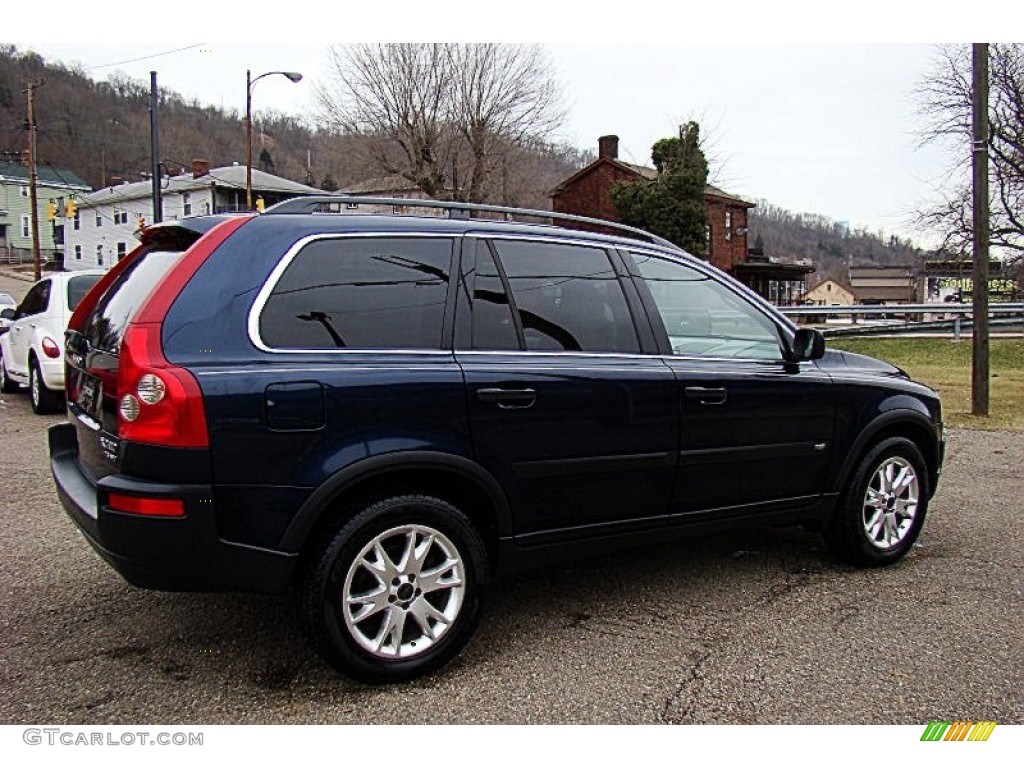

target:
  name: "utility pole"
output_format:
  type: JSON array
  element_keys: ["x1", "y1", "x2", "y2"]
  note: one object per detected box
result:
[
  {"x1": 149, "y1": 71, "x2": 162, "y2": 223},
  {"x1": 24, "y1": 80, "x2": 44, "y2": 282},
  {"x1": 971, "y1": 43, "x2": 990, "y2": 416}
]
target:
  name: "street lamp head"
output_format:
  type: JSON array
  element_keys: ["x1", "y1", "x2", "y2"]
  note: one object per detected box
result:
[{"x1": 283, "y1": 72, "x2": 303, "y2": 83}]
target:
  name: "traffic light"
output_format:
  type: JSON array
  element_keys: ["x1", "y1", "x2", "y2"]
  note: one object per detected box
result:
[
  {"x1": 65, "y1": 198, "x2": 77, "y2": 219},
  {"x1": 46, "y1": 201, "x2": 56, "y2": 221},
  {"x1": 255, "y1": 196, "x2": 265, "y2": 213}
]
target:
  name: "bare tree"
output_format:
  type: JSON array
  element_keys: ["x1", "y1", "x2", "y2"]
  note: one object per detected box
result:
[
  {"x1": 916, "y1": 44, "x2": 1024, "y2": 274},
  {"x1": 316, "y1": 43, "x2": 564, "y2": 202}
]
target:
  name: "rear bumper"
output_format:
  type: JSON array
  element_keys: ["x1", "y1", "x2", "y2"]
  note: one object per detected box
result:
[
  {"x1": 39, "y1": 356, "x2": 64, "y2": 390},
  {"x1": 49, "y1": 422, "x2": 295, "y2": 594}
]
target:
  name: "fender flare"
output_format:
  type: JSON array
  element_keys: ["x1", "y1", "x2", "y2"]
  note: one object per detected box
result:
[
  {"x1": 279, "y1": 450, "x2": 513, "y2": 552},
  {"x1": 833, "y1": 408, "x2": 941, "y2": 497}
]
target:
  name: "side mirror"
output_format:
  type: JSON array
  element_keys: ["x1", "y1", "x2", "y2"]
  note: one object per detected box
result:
[
  {"x1": 0, "y1": 308, "x2": 15, "y2": 320},
  {"x1": 790, "y1": 327, "x2": 825, "y2": 362}
]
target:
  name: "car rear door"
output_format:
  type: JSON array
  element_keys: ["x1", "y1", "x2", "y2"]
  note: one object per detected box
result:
[
  {"x1": 455, "y1": 235, "x2": 678, "y2": 545},
  {"x1": 5, "y1": 278, "x2": 51, "y2": 378}
]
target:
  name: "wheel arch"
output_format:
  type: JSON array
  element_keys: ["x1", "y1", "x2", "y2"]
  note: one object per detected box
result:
[
  {"x1": 834, "y1": 409, "x2": 942, "y2": 501},
  {"x1": 281, "y1": 451, "x2": 513, "y2": 571}
]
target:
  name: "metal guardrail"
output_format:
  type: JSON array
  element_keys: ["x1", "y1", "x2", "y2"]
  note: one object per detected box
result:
[
  {"x1": 780, "y1": 303, "x2": 1024, "y2": 316},
  {"x1": 778, "y1": 303, "x2": 1024, "y2": 340}
]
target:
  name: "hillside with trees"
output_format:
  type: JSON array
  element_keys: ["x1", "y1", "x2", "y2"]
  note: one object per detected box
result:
[
  {"x1": 1, "y1": 44, "x2": 921, "y2": 276},
  {"x1": 748, "y1": 201, "x2": 923, "y2": 284},
  {"x1": 0, "y1": 45, "x2": 587, "y2": 209}
]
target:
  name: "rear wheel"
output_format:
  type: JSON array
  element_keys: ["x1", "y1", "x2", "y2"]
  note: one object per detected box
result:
[
  {"x1": 29, "y1": 357, "x2": 62, "y2": 414},
  {"x1": 301, "y1": 494, "x2": 488, "y2": 684},
  {"x1": 824, "y1": 437, "x2": 929, "y2": 566}
]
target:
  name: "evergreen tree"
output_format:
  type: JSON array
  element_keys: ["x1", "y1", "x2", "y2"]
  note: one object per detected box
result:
[
  {"x1": 610, "y1": 122, "x2": 708, "y2": 255},
  {"x1": 258, "y1": 148, "x2": 275, "y2": 174}
]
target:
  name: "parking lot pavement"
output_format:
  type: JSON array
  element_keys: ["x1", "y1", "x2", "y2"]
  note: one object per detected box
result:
[{"x1": 0, "y1": 389, "x2": 1021, "y2": 724}]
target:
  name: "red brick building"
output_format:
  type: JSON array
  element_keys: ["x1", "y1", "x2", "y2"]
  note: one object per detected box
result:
[{"x1": 551, "y1": 135, "x2": 755, "y2": 273}]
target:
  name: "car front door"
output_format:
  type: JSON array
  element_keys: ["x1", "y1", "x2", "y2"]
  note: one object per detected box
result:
[
  {"x1": 624, "y1": 250, "x2": 835, "y2": 522},
  {"x1": 456, "y1": 236, "x2": 679, "y2": 545}
]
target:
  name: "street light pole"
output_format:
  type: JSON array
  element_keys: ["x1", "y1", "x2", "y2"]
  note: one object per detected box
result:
[{"x1": 246, "y1": 69, "x2": 302, "y2": 210}]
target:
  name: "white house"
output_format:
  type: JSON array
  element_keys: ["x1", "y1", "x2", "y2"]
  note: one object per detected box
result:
[{"x1": 65, "y1": 161, "x2": 322, "y2": 271}]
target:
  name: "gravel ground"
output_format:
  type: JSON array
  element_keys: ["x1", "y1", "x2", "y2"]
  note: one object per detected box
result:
[{"x1": 1, "y1": 375, "x2": 1021, "y2": 725}]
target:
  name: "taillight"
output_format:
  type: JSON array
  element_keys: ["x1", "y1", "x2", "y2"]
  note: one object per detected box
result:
[
  {"x1": 41, "y1": 337, "x2": 61, "y2": 358},
  {"x1": 108, "y1": 492, "x2": 184, "y2": 517},
  {"x1": 117, "y1": 323, "x2": 208, "y2": 447}
]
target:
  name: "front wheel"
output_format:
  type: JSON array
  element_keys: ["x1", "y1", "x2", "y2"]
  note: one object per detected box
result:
[
  {"x1": 301, "y1": 494, "x2": 489, "y2": 684},
  {"x1": 824, "y1": 437, "x2": 930, "y2": 567}
]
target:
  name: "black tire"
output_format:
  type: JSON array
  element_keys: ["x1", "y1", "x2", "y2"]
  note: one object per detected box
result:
[
  {"x1": 301, "y1": 494, "x2": 489, "y2": 684},
  {"x1": 29, "y1": 357, "x2": 62, "y2": 414},
  {"x1": 824, "y1": 437, "x2": 930, "y2": 567},
  {"x1": 0, "y1": 348, "x2": 19, "y2": 393}
]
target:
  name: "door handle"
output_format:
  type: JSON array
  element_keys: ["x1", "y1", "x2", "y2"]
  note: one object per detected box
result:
[
  {"x1": 685, "y1": 386, "x2": 727, "y2": 405},
  {"x1": 476, "y1": 387, "x2": 537, "y2": 409}
]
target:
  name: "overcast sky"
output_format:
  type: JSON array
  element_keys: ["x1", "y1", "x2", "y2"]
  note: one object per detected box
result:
[{"x1": 10, "y1": 3, "x2": 1005, "y2": 249}]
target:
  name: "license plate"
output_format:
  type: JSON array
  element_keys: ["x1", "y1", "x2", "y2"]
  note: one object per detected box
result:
[{"x1": 77, "y1": 373, "x2": 101, "y2": 415}]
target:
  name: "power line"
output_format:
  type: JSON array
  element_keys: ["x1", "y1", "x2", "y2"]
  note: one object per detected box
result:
[{"x1": 81, "y1": 44, "x2": 207, "y2": 72}]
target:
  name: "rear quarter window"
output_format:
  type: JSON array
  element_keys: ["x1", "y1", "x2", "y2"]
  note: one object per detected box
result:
[
  {"x1": 258, "y1": 237, "x2": 455, "y2": 350},
  {"x1": 67, "y1": 274, "x2": 102, "y2": 312}
]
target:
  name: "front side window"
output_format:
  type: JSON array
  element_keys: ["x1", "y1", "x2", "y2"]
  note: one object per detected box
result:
[
  {"x1": 21, "y1": 215, "x2": 29, "y2": 238},
  {"x1": 629, "y1": 252, "x2": 781, "y2": 360},
  {"x1": 488, "y1": 239, "x2": 639, "y2": 354},
  {"x1": 96, "y1": 244, "x2": 104, "y2": 266},
  {"x1": 183, "y1": 193, "x2": 192, "y2": 217},
  {"x1": 259, "y1": 237, "x2": 454, "y2": 350}
]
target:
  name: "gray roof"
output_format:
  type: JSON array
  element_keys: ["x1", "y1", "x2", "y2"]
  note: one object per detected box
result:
[
  {"x1": 79, "y1": 165, "x2": 322, "y2": 208},
  {"x1": 0, "y1": 161, "x2": 90, "y2": 190}
]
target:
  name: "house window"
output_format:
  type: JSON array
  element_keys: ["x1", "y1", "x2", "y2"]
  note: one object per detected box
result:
[
  {"x1": 96, "y1": 244, "x2": 104, "y2": 266},
  {"x1": 116, "y1": 242, "x2": 126, "y2": 260},
  {"x1": 346, "y1": 202, "x2": 359, "y2": 210},
  {"x1": 114, "y1": 210, "x2": 128, "y2": 225},
  {"x1": 96, "y1": 213, "x2": 102, "y2": 227},
  {"x1": 183, "y1": 193, "x2": 192, "y2": 216},
  {"x1": 74, "y1": 245, "x2": 82, "y2": 261},
  {"x1": 725, "y1": 211, "x2": 732, "y2": 241},
  {"x1": 21, "y1": 215, "x2": 30, "y2": 238},
  {"x1": 202, "y1": 201, "x2": 211, "y2": 215},
  {"x1": 74, "y1": 211, "x2": 80, "y2": 231},
  {"x1": 20, "y1": 185, "x2": 29, "y2": 198}
]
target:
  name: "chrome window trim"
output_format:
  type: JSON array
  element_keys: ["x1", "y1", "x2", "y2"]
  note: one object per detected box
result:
[{"x1": 248, "y1": 232, "x2": 458, "y2": 354}]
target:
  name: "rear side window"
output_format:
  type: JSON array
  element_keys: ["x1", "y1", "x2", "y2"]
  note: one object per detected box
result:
[
  {"x1": 489, "y1": 239, "x2": 639, "y2": 354},
  {"x1": 82, "y1": 247, "x2": 188, "y2": 353},
  {"x1": 18, "y1": 280, "x2": 51, "y2": 317},
  {"x1": 259, "y1": 237, "x2": 454, "y2": 350},
  {"x1": 67, "y1": 274, "x2": 102, "y2": 312}
]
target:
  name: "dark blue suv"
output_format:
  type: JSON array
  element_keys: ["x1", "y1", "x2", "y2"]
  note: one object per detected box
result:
[{"x1": 50, "y1": 197, "x2": 944, "y2": 683}]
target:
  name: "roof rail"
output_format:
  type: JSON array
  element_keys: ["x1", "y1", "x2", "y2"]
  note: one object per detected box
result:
[{"x1": 262, "y1": 195, "x2": 680, "y2": 250}]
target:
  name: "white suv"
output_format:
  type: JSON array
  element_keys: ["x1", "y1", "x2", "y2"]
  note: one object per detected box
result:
[{"x1": 0, "y1": 271, "x2": 104, "y2": 413}]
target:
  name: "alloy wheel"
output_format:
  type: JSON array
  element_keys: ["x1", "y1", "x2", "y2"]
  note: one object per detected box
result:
[
  {"x1": 342, "y1": 524, "x2": 465, "y2": 659},
  {"x1": 862, "y1": 456, "x2": 920, "y2": 550}
]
